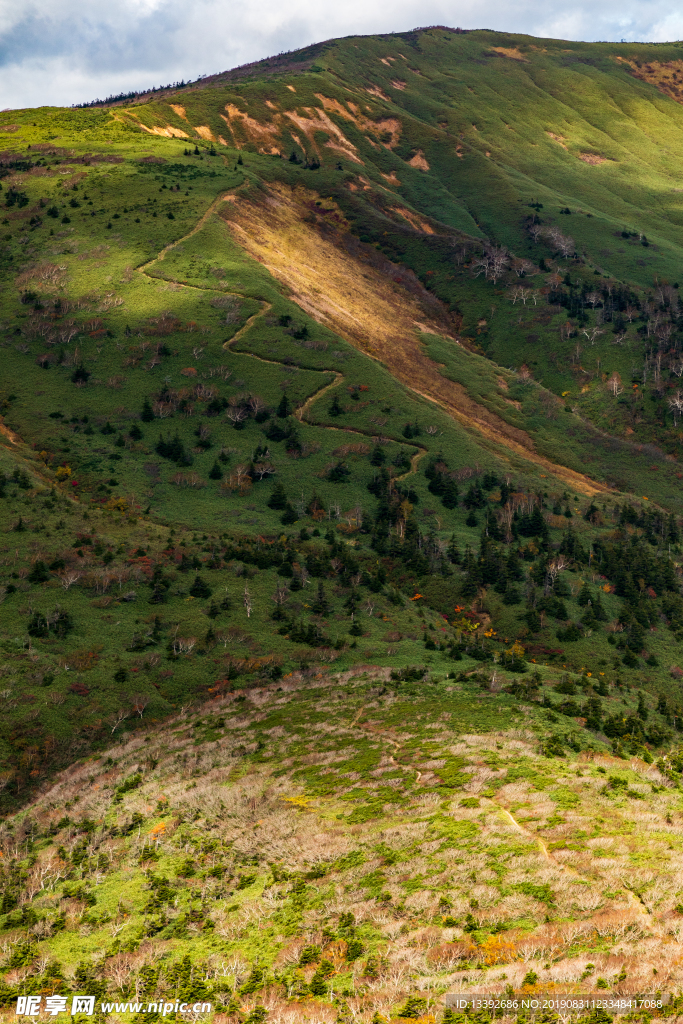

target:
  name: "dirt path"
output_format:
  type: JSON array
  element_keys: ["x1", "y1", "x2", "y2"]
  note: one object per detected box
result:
[
  {"x1": 220, "y1": 182, "x2": 608, "y2": 497},
  {"x1": 495, "y1": 801, "x2": 652, "y2": 925},
  {"x1": 136, "y1": 199, "x2": 428, "y2": 488},
  {"x1": 137, "y1": 192, "x2": 235, "y2": 274},
  {"x1": 0, "y1": 419, "x2": 21, "y2": 445},
  {"x1": 296, "y1": 372, "x2": 343, "y2": 421}
]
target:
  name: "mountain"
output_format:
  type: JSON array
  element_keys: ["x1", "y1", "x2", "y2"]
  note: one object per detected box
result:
[{"x1": 2, "y1": 28, "x2": 683, "y2": 1004}]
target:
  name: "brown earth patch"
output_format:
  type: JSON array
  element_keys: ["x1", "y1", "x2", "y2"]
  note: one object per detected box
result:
[
  {"x1": 0, "y1": 418, "x2": 21, "y2": 445},
  {"x1": 578, "y1": 152, "x2": 610, "y2": 165},
  {"x1": 218, "y1": 183, "x2": 606, "y2": 495},
  {"x1": 381, "y1": 171, "x2": 401, "y2": 185},
  {"x1": 169, "y1": 104, "x2": 187, "y2": 120},
  {"x1": 407, "y1": 150, "x2": 430, "y2": 171},
  {"x1": 391, "y1": 80, "x2": 407, "y2": 90},
  {"x1": 315, "y1": 96, "x2": 400, "y2": 149},
  {"x1": 194, "y1": 126, "x2": 215, "y2": 141},
  {"x1": 546, "y1": 132, "x2": 567, "y2": 148},
  {"x1": 489, "y1": 47, "x2": 529, "y2": 61},
  {"x1": 133, "y1": 120, "x2": 189, "y2": 139},
  {"x1": 221, "y1": 104, "x2": 280, "y2": 153},
  {"x1": 366, "y1": 86, "x2": 390, "y2": 101},
  {"x1": 617, "y1": 57, "x2": 683, "y2": 106},
  {"x1": 391, "y1": 207, "x2": 434, "y2": 233},
  {"x1": 284, "y1": 106, "x2": 363, "y2": 164}
]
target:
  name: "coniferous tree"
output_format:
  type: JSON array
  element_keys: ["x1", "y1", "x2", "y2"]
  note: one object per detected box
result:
[
  {"x1": 446, "y1": 534, "x2": 461, "y2": 564},
  {"x1": 268, "y1": 482, "x2": 288, "y2": 510},
  {"x1": 276, "y1": 394, "x2": 290, "y2": 418},
  {"x1": 189, "y1": 575, "x2": 212, "y2": 599}
]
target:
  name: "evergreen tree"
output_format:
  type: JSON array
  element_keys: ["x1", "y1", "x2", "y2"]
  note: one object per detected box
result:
[
  {"x1": 637, "y1": 691, "x2": 649, "y2": 721},
  {"x1": 267, "y1": 481, "x2": 288, "y2": 510},
  {"x1": 446, "y1": 534, "x2": 461, "y2": 564},
  {"x1": 189, "y1": 575, "x2": 212, "y2": 599},
  {"x1": 129, "y1": 423, "x2": 143, "y2": 440},
  {"x1": 141, "y1": 399, "x2": 155, "y2": 422},
  {"x1": 208, "y1": 461, "x2": 222, "y2": 480},
  {"x1": 328, "y1": 395, "x2": 342, "y2": 417},
  {"x1": 71, "y1": 364, "x2": 90, "y2": 384},
  {"x1": 276, "y1": 394, "x2": 290, "y2": 418},
  {"x1": 312, "y1": 580, "x2": 330, "y2": 615},
  {"x1": 593, "y1": 592, "x2": 608, "y2": 621}
]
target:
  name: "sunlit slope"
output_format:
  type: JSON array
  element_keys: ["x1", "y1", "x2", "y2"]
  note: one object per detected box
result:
[{"x1": 118, "y1": 29, "x2": 683, "y2": 285}]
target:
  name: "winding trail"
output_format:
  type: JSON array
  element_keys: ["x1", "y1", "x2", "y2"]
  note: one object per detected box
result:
[
  {"x1": 136, "y1": 196, "x2": 427, "y2": 484},
  {"x1": 494, "y1": 801, "x2": 652, "y2": 926},
  {"x1": 345, "y1": 698, "x2": 652, "y2": 928}
]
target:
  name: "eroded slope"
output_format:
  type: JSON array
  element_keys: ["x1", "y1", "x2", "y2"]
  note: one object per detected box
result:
[{"x1": 220, "y1": 182, "x2": 606, "y2": 495}]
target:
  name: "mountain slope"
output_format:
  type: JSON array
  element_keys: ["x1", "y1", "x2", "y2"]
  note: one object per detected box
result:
[
  {"x1": 3, "y1": 28, "x2": 683, "y2": 813},
  {"x1": 1, "y1": 670, "x2": 683, "y2": 1021}
]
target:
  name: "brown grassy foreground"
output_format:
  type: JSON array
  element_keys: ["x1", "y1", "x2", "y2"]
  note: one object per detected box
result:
[{"x1": 2, "y1": 668, "x2": 683, "y2": 1023}]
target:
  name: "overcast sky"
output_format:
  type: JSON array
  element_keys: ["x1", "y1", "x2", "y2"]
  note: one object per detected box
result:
[{"x1": 2, "y1": 0, "x2": 683, "y2": 111}]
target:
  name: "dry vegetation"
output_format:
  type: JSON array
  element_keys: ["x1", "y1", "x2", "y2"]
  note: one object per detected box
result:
[{"x1": 1, "y1": 671, "x2": 683, "y2": 1021}]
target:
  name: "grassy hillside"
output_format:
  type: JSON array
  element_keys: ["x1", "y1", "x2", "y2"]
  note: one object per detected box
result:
[
  {"x1": 7, "y1": 27, "x2": 683, "y2": 1019},
  {"x1": 2, "y1": 671, "x2": 683, "y2": 1023},
  {"x1": 2, "y1": 29, "x2": 683, "y2": 827}
]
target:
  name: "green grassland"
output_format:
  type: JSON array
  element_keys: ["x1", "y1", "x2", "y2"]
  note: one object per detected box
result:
[
  {"x1": 3, "y1": 28, "x2": 683, "y2": 800},
  {"x1": 6, "y1": 24, "x2": 683, "y2": 1024}
]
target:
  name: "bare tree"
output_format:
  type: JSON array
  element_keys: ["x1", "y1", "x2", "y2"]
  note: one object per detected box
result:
[
  {"x1": 471, "y1": 244, "x2": 509, "y2": 283},
  {"x1": 225, "y1": 407, "x2": 247, "y2": 427},
  {"x1": 669, "y1": 390, "x2": 683, "y2": 426},
  {"x1": 272, "y1": 584, "x2": 289, "y2": 609},
  {"x1": 252, "y1": 462, "x2": 275, "y2": 481},
  {"x1": 243, "y1": 584, "x2": 252, "y2": 619},
  {"x1": 54, "y1": 570, "x2": 82, "y2": 590},
  {"x1": 131, "y1": 693, "x2": 151, "y2": 719},
  {"x1": 544, "y1": 227, "x2": 574, "y2": 258},
  {"x1": 248, "y1": 394, "x2": 266, "y2": 416},
  {"x1": 607, "y1": 372, "x2": 623, "y2": 397},
  {"x1": 108, "y1": 707, "x2": 131, "y2": 735},
  {"x1": 582, "y1": 326, "x2": 604, "y2": 346},
  {"x1": 510, "y1": 257, "x2": 536, "y2": 277}
]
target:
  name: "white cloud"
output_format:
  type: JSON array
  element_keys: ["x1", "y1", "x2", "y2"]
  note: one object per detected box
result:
[{"x1": 0, "y1": 0, "x2": 680, "y2": 110}]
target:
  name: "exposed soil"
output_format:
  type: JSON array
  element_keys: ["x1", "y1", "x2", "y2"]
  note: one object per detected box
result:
[{"x1": 219, "y1": 182, "x2": 607, "y2": 495}]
